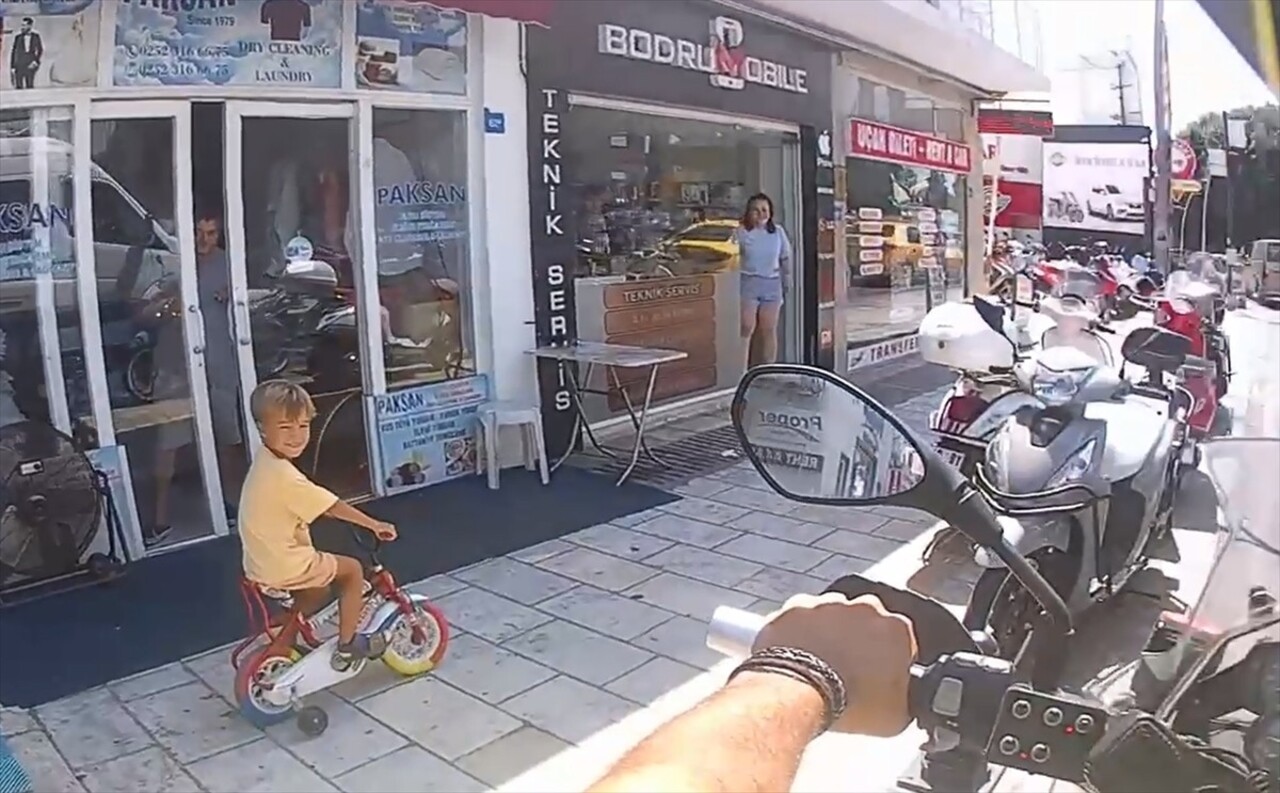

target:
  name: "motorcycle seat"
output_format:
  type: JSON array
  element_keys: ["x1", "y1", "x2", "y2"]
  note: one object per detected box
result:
[{"x1": 1041, "y1": 327, "x2": 1113, "y2": 366}]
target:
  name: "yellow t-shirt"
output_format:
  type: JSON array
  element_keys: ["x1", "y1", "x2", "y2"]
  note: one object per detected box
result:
[{"x1": 239, "y1": 450, "x2": 339, "y2": 589}]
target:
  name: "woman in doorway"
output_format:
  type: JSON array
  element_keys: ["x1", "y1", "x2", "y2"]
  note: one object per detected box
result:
[{"x1": 735, "y1": 193, "x2": 792, "y2": 369}]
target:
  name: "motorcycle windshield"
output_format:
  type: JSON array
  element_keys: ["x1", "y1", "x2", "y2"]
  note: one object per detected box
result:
[
  {"x1": 1158, "y1": 435, "x2": 1280, "y2": 709},
  {"x1": 1171, "y1": 255, "x2": 1227, "y2": 299},
  {"x1": 1051, "y1": 266, "x2": 1104, "y2": 308}
]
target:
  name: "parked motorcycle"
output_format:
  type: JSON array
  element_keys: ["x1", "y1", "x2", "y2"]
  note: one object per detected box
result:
[
  {"x1": 960, "y1": 301, "x2": 1192, "y2": 659},
  {"x1": 123, "y1": 260, "x2": 348, "y2": 402},
  {"x1": 923, "y1": 270, "x2": 1114, "y2": 476},
  {"x1": 1136, "y1": 260, "x2": 1233, "y2": 440},
  {"x1": 710, "y1": 365, "x2": 1277, "y2": 793}
]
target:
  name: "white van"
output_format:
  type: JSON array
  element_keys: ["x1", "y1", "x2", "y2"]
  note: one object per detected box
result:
[
  {"x1": 0, "y1": 137, "x2": 179, "y2": 315},
  {"x1": 1248, "y1": 239, "x2": 1280, "y2": 304}
]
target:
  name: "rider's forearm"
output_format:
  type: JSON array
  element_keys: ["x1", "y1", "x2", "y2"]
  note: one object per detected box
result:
[
  {"x1": 325, "y1": 500, "x2": 379, "y2": 532},
  {"x1": 588, "y1": 671, "x2": 824, "y2": 793}
]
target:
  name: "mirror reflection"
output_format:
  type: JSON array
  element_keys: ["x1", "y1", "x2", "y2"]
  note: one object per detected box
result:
[{"x1": 735, "y1": 371, "x2": 925, "y2": 502}]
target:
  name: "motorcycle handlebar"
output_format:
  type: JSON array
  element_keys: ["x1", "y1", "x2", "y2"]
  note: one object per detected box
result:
[{"x1": 707, "y1": 606, "x2": 935, "y2": 729}]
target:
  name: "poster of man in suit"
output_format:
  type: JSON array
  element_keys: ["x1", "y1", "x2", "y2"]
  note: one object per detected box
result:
[
  {"x1": 8, "y1": 16, "x2": 41, "y2": 88},
  {"x1": 0, "y1": 1, "x2": 100, "y2": 91}
]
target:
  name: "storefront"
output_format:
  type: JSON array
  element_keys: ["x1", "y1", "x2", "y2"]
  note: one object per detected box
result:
[
  {"x1": 524, "y1": 0, "x2": 835, "y2": 457},
  {"x1": 829, "y1": 54, "x2": 982, "y2": 375},
  {"x1": 0, "y1": 0, "x2": 545, "y2": 561}
]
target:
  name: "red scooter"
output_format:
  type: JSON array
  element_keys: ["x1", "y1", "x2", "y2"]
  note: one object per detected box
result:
[{"x1": 1140, "y1": 266, "x2": 1232, "y2": 440}]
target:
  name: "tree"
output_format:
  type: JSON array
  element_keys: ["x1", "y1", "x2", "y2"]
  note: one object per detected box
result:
[{"x1": 1178, "y1": 104, "x2": 1280, "y2": 250}]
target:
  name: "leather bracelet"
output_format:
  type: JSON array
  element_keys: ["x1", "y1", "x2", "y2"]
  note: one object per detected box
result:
[{"x1": 727, "y1": 646, "x2": 848, "y2": 734}]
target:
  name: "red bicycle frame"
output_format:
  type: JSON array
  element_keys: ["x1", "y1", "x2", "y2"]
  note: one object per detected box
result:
[{"x1": 231, "y1": 566, "x2": 428, "y2": 671}]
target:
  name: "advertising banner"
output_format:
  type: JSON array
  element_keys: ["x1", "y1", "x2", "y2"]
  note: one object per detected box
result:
[
  {"x1": 1042, "y1": 141, "x2": 1149, "y2": 236},
  {"x1": 372, "y1": 374, "x2": 490, "y2": 497},
  {"x1": 112, "y1": 0, "x2": 342, "y2": 88},
  {"x1": 982, "y1": 178, "x2": 1043, "y2": 231},
  {"x1": 0, "y1": 0, "x2": 101, "y2": 91},
  {"x1": 981, "y1": 133, "x2": 1044, "y2": 183},
  {"x1": 355, "y1": 0, "x2": 467, "y2": 95},
  {"x1": 85, "y1": 445, "x2": 144, "y2": 561},
  {"x1": 849, "y1": 119, "x2": 973, "y2": 175}
]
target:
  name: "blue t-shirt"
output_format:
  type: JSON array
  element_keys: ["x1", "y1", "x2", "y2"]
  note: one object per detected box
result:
[{"x1": 733, "y1": 224, "x2": 792, "y2": 279}]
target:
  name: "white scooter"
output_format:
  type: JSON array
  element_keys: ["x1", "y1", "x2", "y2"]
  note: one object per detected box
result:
[{"x1": 918, "y1": 272, "x2": 1115, "y2": 561}]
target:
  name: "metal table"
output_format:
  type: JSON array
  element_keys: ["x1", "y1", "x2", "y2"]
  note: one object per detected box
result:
[{"x1": 526, "y1": 341, "x2": 688, "y2": 485}]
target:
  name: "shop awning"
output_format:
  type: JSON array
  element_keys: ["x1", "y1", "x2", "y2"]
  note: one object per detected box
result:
[
  {"x1": 417, "y1": 0, "x2": 554, "y2": 26},
  {"x1": 1196, "y1": 0, "x2": 1279, "y2": 97}
]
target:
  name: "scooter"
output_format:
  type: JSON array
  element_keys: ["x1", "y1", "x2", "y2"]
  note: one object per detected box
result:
[
  {"x1": 231, "y1": 532, "x2": 449, "y2": 736},
  {"x1": 710, "y1": 365, "x2": 1278, "y2": 793},
  {"x1": 962, "y1": 312, "x2": 1192, "y2": 659},
  {"x1": 1140, "y1": 262, "x2": 1232, "y2": 438},
  {"x1": 919, "y1": 271, "x2": 1115, "y2": 553}
]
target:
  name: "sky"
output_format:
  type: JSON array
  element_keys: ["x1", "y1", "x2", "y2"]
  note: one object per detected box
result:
[{"x1": 1015, "y1": 0, "x2": 1275, "y2": 130}]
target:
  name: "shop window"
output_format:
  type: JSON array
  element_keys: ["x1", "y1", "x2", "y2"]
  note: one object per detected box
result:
[
  {"x1": 563, "y1": 106, "x2": 799, "y2": 420},
  {"x1": 89, "y1": 180, "x2": 163, "y2": 250},
  {"x1": 935, "y1": 107, "x2": 966, "y2": 142},
  {"x1": 852, "y1": 77, "x2": 938, "y2": 135},
  {"x1": 0, "y1": 108, "x2": 92, "y2": 446},
  {"x1": 371, "y1": 107, "x2": 472, "y2": 389},
  {"x1": 844, "y1": 157, "x2": 966, "y2": 346}
]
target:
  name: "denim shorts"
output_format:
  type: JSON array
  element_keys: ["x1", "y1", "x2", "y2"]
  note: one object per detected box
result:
[{"x1": 741, "y1": 274, "x2": 784, "y2": 307}]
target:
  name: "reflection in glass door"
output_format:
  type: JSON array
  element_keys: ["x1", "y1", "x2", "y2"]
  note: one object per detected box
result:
[
  {"x1": 88, "y1": 104, "x2": 224, "y2": 550},
  {"x1": 225, "y1": 104, "x2": 371, "y2": 500}
]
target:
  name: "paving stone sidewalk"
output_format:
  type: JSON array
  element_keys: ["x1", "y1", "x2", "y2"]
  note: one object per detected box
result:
[{"x1": 1, "y1": 456, "x2": 951, "y2": 793}]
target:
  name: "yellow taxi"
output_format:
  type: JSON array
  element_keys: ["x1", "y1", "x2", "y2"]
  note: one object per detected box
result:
[{"x1": 659, "y1": 220, "x2": 741, "y2": 271}]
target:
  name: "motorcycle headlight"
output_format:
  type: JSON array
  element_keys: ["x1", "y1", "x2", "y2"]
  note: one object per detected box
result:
[
  {"x1": 1031, "y1": 366, "x2": 1092, "y2": 407},
  {"x1": 1046, "y1": 438, "x2": 1099, "y2": 489}
]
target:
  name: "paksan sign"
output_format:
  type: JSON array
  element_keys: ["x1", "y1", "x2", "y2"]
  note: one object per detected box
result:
[
  {"x1": 849, "y1": 120, "x2": 973, "y2": 174},
  {"x1": 597, "y1": 16, "x2": 808, "y2": 94}
]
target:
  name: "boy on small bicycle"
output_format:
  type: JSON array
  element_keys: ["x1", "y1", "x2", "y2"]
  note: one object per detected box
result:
[{"x1": 240, "y1": 380, "x2": 398, "y2": 667}]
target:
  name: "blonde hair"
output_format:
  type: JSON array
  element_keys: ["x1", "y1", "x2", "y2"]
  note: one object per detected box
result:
[{"x1": 249, "y1": 379, "x2": 316, "y2": 426}]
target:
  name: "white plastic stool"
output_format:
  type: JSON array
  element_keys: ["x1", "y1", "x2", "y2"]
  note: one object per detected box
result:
[{"x1": 476, "y1": 401, "x2": 550, "y2": 490}]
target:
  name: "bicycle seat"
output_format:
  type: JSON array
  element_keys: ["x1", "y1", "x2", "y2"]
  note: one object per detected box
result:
[{"x1": 241, "y1": 578, "x2": 297, "y2": 606}]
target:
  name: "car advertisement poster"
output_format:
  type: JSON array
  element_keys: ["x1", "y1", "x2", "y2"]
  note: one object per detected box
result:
[
  {"x1": 371, "y1": 374, "x2": 490, "y2": 497},
  {"x1": 112, "y1": 0, "x2": 342, "y2": 87},
  {"x1": 1042, "y1": 141, "x2": 1149, "y2": 236}
]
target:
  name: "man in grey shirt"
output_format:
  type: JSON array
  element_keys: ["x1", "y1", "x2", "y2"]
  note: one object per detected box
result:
[{"x1": 149, "y1": 213, "x2": 245, "y2": 544}]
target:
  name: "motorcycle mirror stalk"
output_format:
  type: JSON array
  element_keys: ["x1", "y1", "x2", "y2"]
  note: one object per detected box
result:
[
  {"x1": 717, "y1": 364, "x2": 1093, "y2": 792},
  {"x1": 729, "y1": 364, "x2": 1074, "y2": 640}
]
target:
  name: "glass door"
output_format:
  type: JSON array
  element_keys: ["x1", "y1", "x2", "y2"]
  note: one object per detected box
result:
[
  {"x1": 87, "y1": 101, "x2": 227, "y2": 550},
  {"x1": 773, "y1": 135, "x2": 803, "y2": 362},
  {"x1": 223, "y1": 102, "x2": 373, "y2": 500}
]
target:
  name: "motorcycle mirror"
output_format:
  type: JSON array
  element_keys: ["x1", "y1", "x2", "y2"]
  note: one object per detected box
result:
[
  {"x1": 973, "y1": 296, "x2": 1016, "y2": 350},
  {"x1": 1121, "y1": 326, "x2": 1191, "y2": 371},
  {"x1": 731, "y1": 366, "x2": 927, "y2": 505},
  {"x1": 731, "y1": 365, "x2": 1075, "y2": 636}
]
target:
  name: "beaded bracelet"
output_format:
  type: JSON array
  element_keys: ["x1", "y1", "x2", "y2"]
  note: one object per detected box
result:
[{"x1": 727, "y1": 645, "x2": 848, "y2": 734}]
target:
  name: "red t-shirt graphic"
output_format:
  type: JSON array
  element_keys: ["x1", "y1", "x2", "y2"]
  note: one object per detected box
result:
[{"x1": 261, "y1": 0, "x2": 312, "y2": 42}]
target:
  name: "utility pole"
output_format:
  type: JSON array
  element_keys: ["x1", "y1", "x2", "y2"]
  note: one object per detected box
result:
[
  {"x1": 1152, "y1": 0, "x2": 1172, "y2": 272},
  {"x1": 1112, "y1": 57, "x2": 1134, "y2": 124}
]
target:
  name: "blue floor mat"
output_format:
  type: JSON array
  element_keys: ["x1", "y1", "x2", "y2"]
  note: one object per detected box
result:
[
  {"x1": 0, "y1": 735, "x2": 33, "y2": 793},
  {"x1": 0, "y1": 468, "x2": 677, "y2": 708}
]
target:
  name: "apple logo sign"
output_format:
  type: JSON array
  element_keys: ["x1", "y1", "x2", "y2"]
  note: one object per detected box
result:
[{"x1": 817, "y1": 129, "x2": 832, "y2": 158}]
